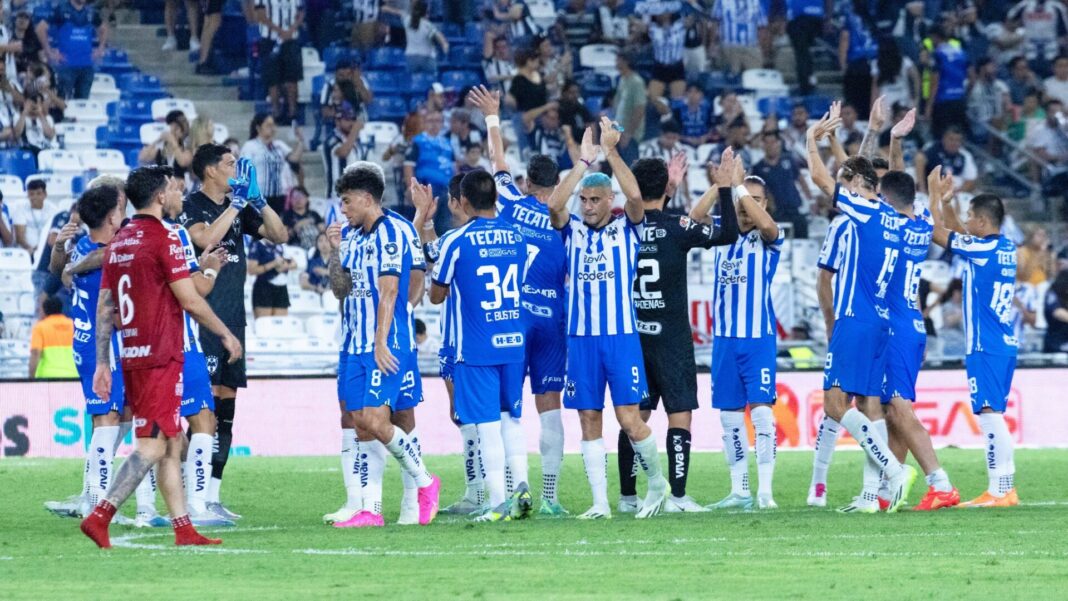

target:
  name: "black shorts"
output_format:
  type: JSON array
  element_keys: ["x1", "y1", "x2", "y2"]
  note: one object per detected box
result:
[
  {"x1": 260, "y1": 39, "x2": 303, "y2": 86},
  {"x1": 651, "y1": 61, "x2": 686, "y2": 84},
  {"x1": 252, "y1": 279, "x2": 290, "y2": 309},
  {"x1": 200, "y1": 0, "x2": 224, "y2": 15},
  {"x1": 201, "y1": 325, "x2": 247, "y2": 389},
  {"x1": 639, "y1": 337, "x2": 699, "y2": 414}
]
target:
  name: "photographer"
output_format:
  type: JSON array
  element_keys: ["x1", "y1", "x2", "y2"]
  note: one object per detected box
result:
[{"x1": 14, "y1": 92, "x2": 57, "y2": 156}]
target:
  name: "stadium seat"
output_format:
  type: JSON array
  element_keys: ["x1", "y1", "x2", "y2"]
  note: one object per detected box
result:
[
  {"x1": 15, "y1": 291, "x2": 35, "y2": 316},
  {"x1": 0, "y1": 248, "x2": 33, "y2": 269},
  {"x1": 0, "y1": 293, "x2": 20, "y2": 318},
  {"x1": 741, "y1": 69, "x2": 789, "y2": 99},
  {"x1": 714, "y1": 93, "x2": 760, "y2": 119},
  {"x1": 359, "y1": 121, "x2": 401, "y2": 150},
  {"x1": 448, "y1": 45, "x2": 483, "y2": 70},
  {"x1": 0, "y1": 175, "x2": 25, "y2": 201},
  {"x1": 367, "y1": 96, "x2": 409, "y2": 122},
  {"x1": 920, "y1": 260, "x2": 952, "y2": 289},
  {"x1": 0, "y1": 268, "x2": 32, "y2": 292},
  {"x1": 577, "y1": 71, "x2": 613, "y2": 97},
  {"x1": 367, "y1": 47, "x2": 405, "y2": 70},
  {"x1": 213, "y1": 123, "x2": 229, "y2": 144},
  {"x1": 2, "y1": 317, "x2": 33, "y2": 341},
  {"x1": 407, "y1": 72, "x2": 436, "y2": 97},
  {"x1": 99, "y1": 123, "x2": 142, "y2": 147},
  {"x1": 321, "y1": 293, "x2": 340, "y2": 313},
  {"x1": 81, "y1": 149, "x2": 130, "y2": 177},
  {"x1": 579, "y1": 44, "x2": 618, "y2": 72},
  {"x1": 757, "y1": 96, "x2": 793, "y2": 118},
  {"x1": 288, "y1": 290, "x2": 323, "y2": 317},
  {"x1": 322, "y1": 46, "x2": 361, "y2": 73},
  {"x1": 464, "y1": 22, "x2": 484, "y2": 44},
  {"x1": 305, "y1": 314, "x2": 341, "y2": 342},
  {"x1": 37, "y1": 150, "x2": 85, "y2": 176},
  {"x1": 109, "y1": 99, "x2": 155, "y2": 126},
  {"x1": 254, "y1": 316, "x2": 305, "y2": 339},
  {"x1": 100, "y1": 48, "x2": 134, "y2": 75},
  {"x1": 807, "y1": 215, "x2": 830, "y2": 240},
  {"x1": 364, "y1": 70, "x2": 407, "y2": 97},
  {"x1": 441, "y1": 23, "x2": 465, "y2": 45},
  {"x1": 151, "y1": 98, "x2": 198, "y2": 121},
  {"x1": 440, "y1": 70, "x2": 483, "y2": 90},
  {"x1": 140, "y1": 121, "x2": 168, "y2": 145},
  {"x1": 302, "y1": 46, "x2": 324, "y2": 71},
  {"x1": 803, "y1": 95, "x2": 834, "y2": 117},
  {"x1": 26, "y1": 174, "x2": 80, "y2": 199},
  {"x1": 118, "y1": 73, "x2": 162, "y2": 93},
  {"x1": 54, "y1": 122, "x2": 99, "y2": 152},
  {"x1": 65, "y1": 99, "x2": 109, "y2": 128},
  {"x1": 0, "y1": 150, "x2": 37, "y2": 180}
]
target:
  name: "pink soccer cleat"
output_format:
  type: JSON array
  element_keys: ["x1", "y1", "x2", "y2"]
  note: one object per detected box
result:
[
  {"x1": 333, "y1": 511, "x2": 385, "y2": 528},
  {"x1": 417, "y1": 474, "x2": 441, "y2": 525}
]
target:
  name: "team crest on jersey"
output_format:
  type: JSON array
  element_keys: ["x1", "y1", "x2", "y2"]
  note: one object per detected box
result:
[
  {"x1": 679, "y1": 216, "x2": 691, "y2": 228},
  {"x1": 565, "y1": 379, "x2": 576, "y2": 398},
  {"x1": 606, "y1": 226, "x2": 619, "y2": 240},
  {"x1": 206, "y1": 355, "x2": 219, "y2": 375},
  {"x1": 959, "y1": 235, "x2": 974, "y2": 245},
  {"x1": 384, "y1": 242, "x2": 398, "y2": 255}
]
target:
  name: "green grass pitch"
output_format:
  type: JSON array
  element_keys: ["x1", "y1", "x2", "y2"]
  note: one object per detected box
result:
[{"x1": 1, "y1": 449, "x2": 1066, "y2": 600}]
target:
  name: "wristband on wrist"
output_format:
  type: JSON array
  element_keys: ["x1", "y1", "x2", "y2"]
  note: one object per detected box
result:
[
  {"x1": 580, "y1": 158, "x2": 592, "y2": 167},
  {"x1": 734, "y1": 185, "x2": 750, "y2": 200},
  {"x1": 202, "y1": 268, "x2": 218, "y2": 280},
  {"x1": 421, "y1": 221, "x2": 435, "y2": 231},
  {"x1": 485, "y1": 115, "x2": 500, "y2": 128}
]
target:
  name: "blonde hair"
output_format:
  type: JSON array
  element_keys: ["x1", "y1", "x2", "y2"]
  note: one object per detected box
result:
[
  {"x1": 190, "y1": 115, "x2": 215, "y2": 149},
  {"x1": 87, "y1": 174, "x2": 126, "y2": 190}
]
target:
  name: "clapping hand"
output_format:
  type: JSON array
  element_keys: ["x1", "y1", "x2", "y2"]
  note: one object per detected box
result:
[
  {"x1": 891, "y1": 108, "x2": 917, "y2": 140},
  {"x1": 468, "y1": 85, "x2": 501, "y2": 118},
  {"x1": 228, "y1": 158, "x2": 252, "y2": 210}
]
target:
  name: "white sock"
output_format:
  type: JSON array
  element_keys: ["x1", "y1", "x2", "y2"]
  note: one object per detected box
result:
[
  {"x1": 630, "y1": 434, "x2": 665, "y2": 487},
  {"x1": 87, "y1": 426, "x2": 119, "y2": 506},
  {"x1": 384, "y1": 426, "x2": 432, "y2": 488},
  {"x1": 207, "y1": 477, "x2": 222, "y2": 504},
  {"x1": 839, "y1": 408, "x2": 902, "y2": 479},
  {"x1": 135, "y1": 466, "x2": 157, "y2": 513},
  {"x1": 810, "y1": 416, "x2": 839, "y2": 489},
  {"x1": 859, "y1": 419, "x2": 887, "y2": 503},
  {"x1": 580, "y1": 438, "x2": 608, "y2": 509},
  {"x1": 926, "y1": 468, "x2": 952, "y2": 493},
  {"x1": 979, "y1": 413, "x2": 1015, "y2": 496},
  {"x1": 505, "y1": 465, "x2": 514, "y2": 495},
  {"x1": 340, "y1": 429, "x2": 362, "y2": 510},
  {"x1": 115, "y1": 421, "x2": 132, "y2": 454},
  {"x1": 751, "y1": 405, "x2": 776, "y2": 497},
  {"x1": 720, "y1": 411, "x2": 750, "y2": 496},
  {"x1": 476, "y1": 421, "x2": 506, "y2": 507},
  {"x1": 361, "y1": 439, "x2": 386, "y2": 515},
  {"x1": 538, "y1": 410, "x2": 564, "y2": 503},
  {"x1": 400, "y1": 428, "x2": 422, "y2": 509},
  {"x1": 459, "y1": 423, "x2": 485, "y2": 505},
  {"x1": 185, "y1": 433, "x2": 214, "y2": 513},
  {"x1": 501, "y1": 413, "x2": 529, "y2": 489},
  {"x1": 82, "y1": 455, "x2": 92, "y2": 500}
]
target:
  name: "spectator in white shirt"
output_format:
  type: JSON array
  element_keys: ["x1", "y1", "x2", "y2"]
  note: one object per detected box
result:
[
  {"x1": 968, "y1": 57, "x2": 1012, "y2": 134},
  {"x1": 12, "y1": 179, "x2": 50, "y2": 258},
  {"x1": 1026, "y1": 99, "x2": 1068, "y2": 179},
  {"x1": 1043, "y1": 54, "x2": 1068, "y2": 105},
  {"x1": 240, "y1": 113, "x2": 304, "y2": 213},
  {"x1": 14, "y1": 92, "x2": 55, "y2": 155},
  {"x1": 384, "y1": 0, "x2": 449, "y2": 74},
  {"x1": 482, "y1": 34, "x2": 516, "y2": 95}
]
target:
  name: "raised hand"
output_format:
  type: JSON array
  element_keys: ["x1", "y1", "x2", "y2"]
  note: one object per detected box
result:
[
  {"x1": 55, "y1": 221, "x2": 80, "y2": 247},
  {"x1": 410, "y1": 178, "x2": 438, "y2": 220},
  {"x1": 712, "y1": 147, "x2": 735, "y2": 188},
  {"x1": 468, "y1": 85, "x2": 501, "y2": 118},
  {"x1": 228, "y1": 158, "x2": 252, "y2": 210},
  {"x1": 579, "y1": 126, "x2": 599, "y2": 164},
  {"x1": 599, "y1": 116, "x2": 621, "y2": 152},
  {"x1": 891, "y1": 108, "x2": 917, "y2": 139},
  {"x1": 926, "y1": 165, "x2": 944, "y2": 200},
  {"x1": 246, "y1": 161, "x2": 266, "y2": 211},
  {"x1": 868, "y1": 95, "x2": 887, "y2": 130},
  {"x1": 667, "y1": 151, "x2": 688, "y2": 188},
  {"x1": 326, "y1": 222, "x2": 343, "y2": 249}
]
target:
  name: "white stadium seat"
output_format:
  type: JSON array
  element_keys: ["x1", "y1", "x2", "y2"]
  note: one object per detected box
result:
[
  {"x1": 321, "y1": 293, "x2": 340, "y2": 314},
  {"x1": 89, "y1": 74, "x2": 120, "y2": 103},
  {"x1": 55, "y1": 122, "x2": 99, "y2": 152},
  {"x1": 254, "y1": 315, "x2": 305, "y2": 339},
  {"x1": 741, "y1": 69, "x2": 789, "y2": 99},
  {"x1": 527, "y1": 0, "x2": 557, "y2": 29},
  {"x1": 920, "y1": 260, "x2": 952, "y2": 289},
  {"x1": 37, "y1": 149, "x2": 85, "y2": 175},
  {"x1": 0, "y1": 293, "x2": 20, "y2": 317},
  {"x1": 16, "y1": 291, "x2": 36, "y2": 316},
  {"x1": 0, "y1": 175, "x2": 25, "y2": 201},
  {"x1": 25, "y1": 174, "x2": 77, "y2": 200},
  {"x1": 213, "y1": 123, "x2": 230, "y2": 144},
  {"x1": 80, "y1": 149, "x2": 130, "y2": 177},
  {"x1": 151, "y1": 98, "x2": 198, "y2": 121},
  {"x1": 0, "y1": 248, "x2": 33, "y2": 270},
  {"x1": 0, "y1": 269, "x2": 32, "y2": 293},
  {"x1": 140, "y1": 122, "x2": 168, "y2": 146},
  {"x1": 305, "y1": 314, "x2": 341, "y2": 342},
  {"x1": 64, "y1": 99, "x2": 108, "y2": 127},
  {"x1": 288, "y1": 290, "x2": 323, "y2": 317},
  {"x1": 579, "y1": 44, "x2": 618, "y2": 73}
]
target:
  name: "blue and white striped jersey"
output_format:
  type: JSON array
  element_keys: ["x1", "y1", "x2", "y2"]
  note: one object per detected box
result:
[
  {"x1": 167, "y1": 221, "x2": 205, "y2": 355},
  {"x1": 562, "y1": 214, "x2": 643, "y2": 337},
  {"x1": 817, "y1": 214, "x2": 853, "y2": 273},
  {"x1": 494, "y1": 170, "x2": 568, "y2": 322},
  {"x1": 711, "y1": 227, "x2": 784, "y2": 338},
  {"x1": 712, "y1": 0, "x2": 767, "y2": 47},
  {"x1": 886, "y1": 206, "x2": 933, "y2": 335},
  {"x1": 424, "y1": 233, "x2": 457, "y2": 355},
  {"x1": 338, "y1": 225, "x2": 356, "y2": 352},
  {"x1": 431, "y1": 217, "x2": 527, "y2": 365},
  {"x1": 340, "y1": 216, "x2": 414, "y2": 355},
  {"x1": 949, "y1": 231, "x2": 1018, "y2": 355},
  {"x1": 831, "y1": 184, "x2": 905, "y2": 323},
  {"x1": 385, "y1": 208, "x2": 425, "y2": 353},
  {"x1": 70, "y1": 235, "x2": 119, "y2": 370}
]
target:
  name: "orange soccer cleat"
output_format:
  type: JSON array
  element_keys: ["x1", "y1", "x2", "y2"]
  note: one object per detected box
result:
[
  {"x1": 960, "y1": 489, "x2": 1019, "y2": 508},
  {"x1": 913, "y1": 487, "x2": 961, "y2": 511}
]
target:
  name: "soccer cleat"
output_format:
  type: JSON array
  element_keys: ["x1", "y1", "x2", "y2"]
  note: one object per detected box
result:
[
  {"x1": 161, "y1": 36, "x2": 177, "y2": 51},
  {"x1": 708, "y1": 493, "x2": 754, "y2": 510},
  {"x1": 80, "y1": 513, "x2": 112, "y2": 549},
  {"x1": 509, "y1": 482, "x2": 533, "y2": 520},
  {"x1": 112, "y1": 514, "x2": 135, "y2": 526},
  {"x1": 885, "y1": 465, "x2": 919, "y2": 514},
  {"x1": 635, "y1": 477, "x2": 669, "y2": 519},
  {"x1": 664, "y1": 495, "x2": 708, "y2": 513},
  {"x1": 537, "y1": 498, "x2": 570, "y2": 516},
  {"x1": 913, "y1": 486, "x2": 961, "y2": 511},
  {"x1": 877, "y1": 497, "x2": 891, "y2": 512},
  {"x1": 442, "y1": 497, "x2": 484, "y2": 515},
  {"x1": 44, "y1": 495, "x2": 85, "y2": 518},
  {"x1": 617, "y1": 495, "x2": 642, "y2": 514},
  {"x1": 189, "y1": 508, "x2": 236, "y2": 528},
  {"x1": 576, "y1": 505, "x2": 611, "y2": 520},
  {"x1": 472, "y1": 501, "x2": 513, "y2": 522},
  {"x1": 807, "y1": 484, "x2": 828, "y2": 507},
  {"x1": 960, "y1": 489, "x2": 1019, "y2": 508},
  {"x1": 190, "y1": 38, "x2": 201, "y2": 53},
  {"x1": 333, "y1": 510, "x2": 385, "y2": 528},
  {"x1": 757, "y1": 494, "x2": 778, "y2": 510},
  {"x1": 135, "y1": 511, "x2": 171, "y2": 528},
  {"x1": 206, "y1": 502, "x2": 242, "y2": 520},
  {"x1": 837, "y1": 496, "x2": 880, "y2": 514},
  {"x1": 323, "y1": 505, "x2": 361, "y2": 524},
  {"x1": 417, "y1": 474, "x2": 441, "y2": 525}
]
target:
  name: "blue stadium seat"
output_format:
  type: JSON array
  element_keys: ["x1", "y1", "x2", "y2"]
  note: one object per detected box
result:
[
  {"x1": 577, "y1": 71, "x2": 612, "y2": 96},
  {"x1": 584, "y1": 96, "x2": 604, "y2": 116},
  {"x1": 118, "y1": 73, "x2": 163, "y2": 93},
  {"x1": 464, "y1": 22, "x2": 484, "y2": 44},
  {"x1": 803, "y1": 95, "x2": 834, "y2": 117},
  {"x1": 441, "y1": 23, "x2": 465, "y2": 46},
  {"x1": 364, "y1": 70, "x2": 407, "y2": 97},
  {"x1": 323, "y1": 46, "x2": 361, "y2": 73},
  {"x1": 407, "y1": 72, "x2": 436, "y2": 97},
  {"x1": 448, "y1": 45, "x2": 483, "y2": 69},
  {"x1": 124, "y1": 147, "x2": 141, "y2": 168},
  {"x1": 100, "y1": 48, "x2": 135, "y2": 75},
  {"x1": 0, "y1": 150, "x2": 37, "y2": 180},
  {"x1": 367, "y1": 96, "x2": 409, "y2": 122},
  {"x1": 757, "y1": 96, "x2": 793, "y2": 118},
  {"x1": 367, "y1": 47, "x2": 406, "y2": 70},
  {"x1": 108, "y1": 100, "x2": 154, "y2": 126},
  {"x1": 440, "y1": 70, "x2": 483, "y2": 91},
  {"x1": 97, "y1": 124, "x2": 141, "y2": 147},
  {"x1": 311, "y1": 73, "x2": 327, "y2": 106}
]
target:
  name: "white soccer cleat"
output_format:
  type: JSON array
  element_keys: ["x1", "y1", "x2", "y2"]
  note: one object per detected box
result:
[
  {"x1": 112, "y1": 513, "x2": 135, "y2": 526},
  {"x1": 708, "y1": 492, "x2": 754, "y2": 510},
  {"x1": 757, "y1": 494, "x2": 778, "y2": 510},
  {"x1": 635, "y1": 478, "x2": 669, "y2": 519},
  {"x1": 577, "y1": 505, "x2": 612, "y2": 520},
  {"x1": 664, "y1": 495, "x2": 709, "y2": 513},
  {"x1": 44, "y1": 494, "x2": 85, "y2": 518},
  {"x1": 189, "y1": 508, "x2": 236, "y2": 528},
  {"x1": 323, "y1": 505, "x2": 361, "y2": 524},
  {"x1": 836, "y1": 495, "x2": 880, "y2": 514},
  {"x1": 190, "y1": 38, "x2": 201, "y2": 53},
  {"x1": 617, "y1": 495, "x2": 642, "y2": 514},
  {"x1": 161, "y1": 36, "x2": 177, "y2": 51},
  {"x1": 807, "y1": 484, "x2": 828, "y2": 507},
  {"x1": 442, "y1": 496, "x2": 485, "y2": 515},
  {"x1": 135, "y1": 510, "x2": 171, "y2": 528},
  {"x1": 207, "y1": 501, "x2": 242, "y2": 520}
]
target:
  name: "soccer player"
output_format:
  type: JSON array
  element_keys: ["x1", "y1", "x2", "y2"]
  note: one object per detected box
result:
[
  {"x1": 614, "y1": 153, "x2": 739, "y2": 513},
  {"x1": 180, "y1": 146, "x2": 289, "y2": 520},
  {"x1": 429, "y1": 170, "x2": 533, "y2": 522},
  {"x1": 805, "y1": 105, "x2": 917, "y2": 513},
  {"x1": 927, "y1": 167, "x2": 1020, "y2": 507},
  {"x1": 328, "y1": 164, "x2": 441, "y2": 529},
  {"x1": 698, "y1": 150, "x2": 785, "y2": 511},
  {"x1": 80, "y1": 166, "x2": 243, "y2": 548},
  {"x1": 413, "y1": 173, "x2": 488, "y2": 515},
  {"x1": 470, "y1": 85, "x2": 569, "y2": 514},
  {"x1": 548, "y1": 118, "x2": 670, "y2": 520}
]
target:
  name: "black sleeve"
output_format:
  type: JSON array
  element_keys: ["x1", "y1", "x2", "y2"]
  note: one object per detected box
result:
[
  {"x1": 241, "y1": 205, "x2": 265, "y2": 240},
  {"x1": 705, "y1": 187, "x2": 739, "y2": 248}
]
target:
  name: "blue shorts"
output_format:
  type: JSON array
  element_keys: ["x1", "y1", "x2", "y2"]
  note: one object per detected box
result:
[
  {"x1": 453, "y1": 361, "x2": 524, "y2": 424},
  {"x1": 525, "y1": 314, "x2": 566, "y2": 394},
  {"x1": 824, "y1": 319, "x2": 890, "y2": 398},
  {"x1": 395, "y1": 351, "x2": 422, "y2": 412},
  {"x1": 439, "y1": 347, "x2": 455, "y2": 381},
  {"x1": 76, "y1": 338, "x2": 125, "y2": 416},
  {"x1": 180, "y1": 351, "x2": 216, "y2": 418},
  {"x1": 336, "y1": 350, "x2": 348, "y2": 402},
  {"x1": 342, "y1": 350, "x2": 412, "y2": 411},
  {"x1": 711, "y1": 335, "x2": 777, "y2": 410},
  {"x1": 563, "y1": 334, "x2": 648, "y2": 411},
  {"x1": 881, "y1": 324, "x2": 927, "y2": 404},
  {"x1": 966, "y1": 352, "x2": 1016, "y2": 414}
]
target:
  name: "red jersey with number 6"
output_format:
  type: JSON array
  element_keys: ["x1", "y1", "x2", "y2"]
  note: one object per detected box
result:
[{"x1": 100, "y1": 215, "x2": 190, "y2": 371}]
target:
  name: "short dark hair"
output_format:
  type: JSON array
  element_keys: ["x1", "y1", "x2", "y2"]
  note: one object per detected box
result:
[
  {"x1": 460, "y1": 170, "x2": 497, "y2": 211},
  {"x1": 514, "y1": 47, "x2": 537, "y2": 67},
  {"x1": 878, "y1": 171, "x2": 916, "y2": 209},
  {"x1": 871, "y1": 157, "x2": 890, "y2": 171},
  {"x1": 841, "y1": 156, "x2": 879, "y2": 190},
  {"x1": 165, "y1": 109, "x2": 185, "y2": 125},
  {"x1": 943, "y1": 125, "x2": 964, "y2": 137},
  {"x1": 527, "y1": 154, "x2": 559, "y2": 189},
  {"x1": 448, "y1": 173, "x2": 465, "y2": 201},
  {"x1": 192, "y1": 143, "x2": 231, "y2": 180},
  {"x1": 27, "y1": 179, "x2": 46, "y2": 192},
  {"x1": 1045, "y1": 98, "x2": 1063, "y2": 112},
  {"x1": 335, "y1": 163, "x2": 384, "y2": 201},
  {"x1": 77, "y1": 185, "x2": 121, "y2": 229},
  {"x1": 660, "y1": 119, "x2": 681, "y2": 135},
  {"x1": 249, "y1": 113, "x2": 271, "y2": 140},
  {"x1": 414, "y1": 318, "x2": 427, "y2": 336},
  {"x1": 125, "y1": 165, "x2": 172, "y2": 210},
  {"x1": 42, "y1": 295, "x2": 63, "y2": 316},
  {"x1": 631, "y1": 158, "x2": 669, "y2": 202},
  {"x1": 970, "y1": 193, "x2": 1005, "y2": 228}
]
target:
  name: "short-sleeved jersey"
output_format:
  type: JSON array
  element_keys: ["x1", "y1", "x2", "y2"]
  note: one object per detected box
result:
[
  {"x1": 635, "y1": 200, "x2": 738, "y2": 340},
  {"x1": 886, "y1": 206, "x2": 933, "y2": 334},
  {"x1": 562, "y1": 214, "x2": 643, "y2": 337},
  {"x1": 385, "y1": 208, "x2": 424, "y2": 353},
  {"x1": 166, "y1": 221, "x2": 205, "y2": 355},
  {"x1": 179, "y1": 191, "x2": 264, "y2": 326},
  {"x1": 711, "y1": 226, "x2": 785, "y2": 338},
  {"x1": 100, "y1": 215, "x2": 190, "y2": 370},
  {"x1": 342, "y1": 216, "x2": 413, "y2": 354},
  {"x1": 831, "y1": 184, "x2": 905, "y2": 323},
  {"x1": 949, "y1": 231, "x2": 1019, "y2": 355},
  {"x1": 70, "y1": 235, "x2": 117, "y2": 368},
  {"x1": 432, "y1": 217, "x2": 527, "y2": 365},
  {"x1": 424, "y1": 232, "x2": 458, "y2": 353},
  {"x1": 494, "y1": 170, "x2": 567, "y2": 321},
  {"x1": 817, "y1": 214, "x2": 853, "y2": 273}
]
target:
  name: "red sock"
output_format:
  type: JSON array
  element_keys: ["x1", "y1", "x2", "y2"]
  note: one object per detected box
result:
[
  {"x1": 94, "y1": 499, "x2": 118, "y2": 521},
  {"x1": 173, "y1": 515, "x2": 222, "y2": 546},
  {"x1": 80, "y1": 500, "x2": 116, "y2": 549}
]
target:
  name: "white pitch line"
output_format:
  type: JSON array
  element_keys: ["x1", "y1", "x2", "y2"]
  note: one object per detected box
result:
[{"x1": 110, "y1": 526, "x2": 280, "y2": 555}]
